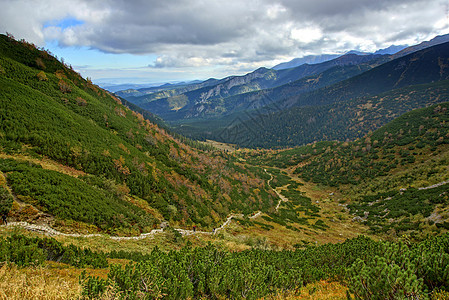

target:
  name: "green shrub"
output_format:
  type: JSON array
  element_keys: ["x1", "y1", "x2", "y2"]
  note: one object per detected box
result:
[
  {"x1": 0, "y1": 186, "x2": 13, "y2": 215},
  {"x1": 0, "y1": 234, "x2": 108, "y2": 268}
]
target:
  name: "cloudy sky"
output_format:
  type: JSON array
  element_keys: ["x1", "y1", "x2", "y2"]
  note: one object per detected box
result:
[{"x1": 1, "y1": 0, "x2": 448, "y2": 85}]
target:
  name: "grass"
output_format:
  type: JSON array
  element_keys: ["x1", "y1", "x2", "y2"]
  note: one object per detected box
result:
[
  {"x1": 0, "y1": 224, "x2": 221, "y2": 255},
  {"x1": 0, "y1": 152, "x2": 86, "y2": 178},
  {"x1": 0, "y1": 262, "x2": 105, "y2": 300},
  {"x1": 223, "y1": 166, "x2": 369, "y2": 248},
  {"x1": 266, "y1": 281, "x2": 348, "y2": 300},
  {"x1": 200, "y1": 139, "x2": 238, "y2": 152}
]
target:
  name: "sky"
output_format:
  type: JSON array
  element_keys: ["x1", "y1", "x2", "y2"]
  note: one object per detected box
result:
[{"x1": 1, "y1": 0, "x2": 449, "y2": 86}]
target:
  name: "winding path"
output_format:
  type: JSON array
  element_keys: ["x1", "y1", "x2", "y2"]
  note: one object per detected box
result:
[
  {"x1": 2, "y1": 169, "x2": 286, "y2": 240},
  {"x1": 264, "y1": 169, "x2": 289, "y2": 212},
  {"x1": 3, "y1": 214, "x2": 251, "y2": 240},
  {"x1": 4, "y1": 219, "x2": 225, "y2": 240}
]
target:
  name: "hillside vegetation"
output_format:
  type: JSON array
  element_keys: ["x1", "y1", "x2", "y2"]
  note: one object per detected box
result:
[
  {"x1": 0, "y1": 34, "x2": 277, "y2": 233},
  {"x1": 1, "y1": 231, "x2": 449, "y2": 299},
  {"x1": 243, "y1": 101, "x2": 449, "y2": 239},
  {"x1": 2, "y1": 34, "x2": 449, "y2": 299}
]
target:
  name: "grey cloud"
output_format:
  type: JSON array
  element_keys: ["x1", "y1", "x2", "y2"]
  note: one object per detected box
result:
[
  {"x1": 56, "y1": 0, "x2": 261, "y2": 53},
  {"x1": 1, "y1": 0, "x2": 447, "y2": 71},
  {"x1": 279, "y1": 0, "x2": 429, "y2": 18}
]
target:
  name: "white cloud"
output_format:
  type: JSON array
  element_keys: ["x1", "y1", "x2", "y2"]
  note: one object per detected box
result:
[
  {"x1": 291, "y1": 27, "x2": 323, "y2": 43},
  {"x1": 266, "y1": 4, "x2": 287, "y2": 19},
  {"x1": 1, "y1": 0, "x2": 448, "y2": 81}
]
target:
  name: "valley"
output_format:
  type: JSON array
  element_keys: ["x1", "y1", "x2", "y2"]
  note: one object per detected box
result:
[{"x1": 1, "y1": 32, "x2": 449, "y2": 299}]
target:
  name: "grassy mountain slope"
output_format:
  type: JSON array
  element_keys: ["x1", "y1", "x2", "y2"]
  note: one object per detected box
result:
[{"x1": 0, "y1": 34, "x2": 277, "y2": 233}]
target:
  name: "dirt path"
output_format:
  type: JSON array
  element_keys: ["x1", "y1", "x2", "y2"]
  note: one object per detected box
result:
[
  {"x1": 3, "y1": 214, "x2": 248, "y2": 240},
  {"x1": 264, "y1": 169, "x2": 289, "y2": 212},
  {"x1": 2, "y1": 170, "x2": 286, "y2": 240},
  {"x1": 249, "y1": 211, "x2": 262, "y2": 219},
  {"x1": 418, "y1": 180, "x2": 449, "y2": 190},
  {"x1": 274, "y1": 189, "x2": 289, "y2": 211}
]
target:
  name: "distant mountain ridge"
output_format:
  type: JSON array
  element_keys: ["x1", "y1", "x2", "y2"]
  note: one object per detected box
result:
[
  {"x1": 272, "y1": 44, "x2": 408, "y2": 70},
  {"x1": 392, "y1": 33, "x2": 449, "y2": 59},
  {"x1": 125, "y1": 53, "x2": 388, "y2": 122},
  {"x1": 272, "y1": 54, "x2": 341, "y2": 70},
  {"x1": 278, "y1": 40, "x2": 449, "y2": 110},
  {"x1": 103, "y1": 80, "x2": 204, "y2": 93},
  {"x1": 158, "y1": 54, "x2": 388, "y2": 121},
  {"x1": 174, "y1": 41, "x2": 449, "y2": 148},
  {"x1": 271, "y1": 34, "x2": 449, "y2": 72}
]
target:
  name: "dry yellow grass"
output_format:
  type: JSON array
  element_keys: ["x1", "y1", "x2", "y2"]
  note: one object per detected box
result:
[
  {"x1": 266, "y1": 281, "x2": 348, "y2": 300},
  {"x1": 200, "y1": 139, "x2": 237, "y2": 152},
  {"x1": 0, "y1": 153, "x2": 86, "y2": 178},
  {"x1": 0, "y1": 263, "x2": 82, "y2": 299}
]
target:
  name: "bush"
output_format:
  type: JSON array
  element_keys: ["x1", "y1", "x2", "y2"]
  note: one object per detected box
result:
[
  {"x1": 348, "y1": 255, "x2": 425, "y2": 299},
  {"x1": 36, "y1": 71, "x2": 47, "y2": 81},
  {"x1": 0, "y1": 235, "x2": 45, "y2": 267},
  {"x1": 58, "y1": 79, "x2": 71, "y2": 93},
  {"x1": 0, "y1": 234, "x2": 108, "y2": 268},
  {"x1": 0, "y1": 186, "x2": 13, "y2": 215}
]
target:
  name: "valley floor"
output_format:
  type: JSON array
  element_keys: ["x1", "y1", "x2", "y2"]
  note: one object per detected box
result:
[{"x1": 0, "y1": 153, "x2": 366, "y2": 299}]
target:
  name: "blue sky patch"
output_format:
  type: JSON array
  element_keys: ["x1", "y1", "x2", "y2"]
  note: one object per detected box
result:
[{"x1": 44, "y1": 17, "x2": 84, "y2": 29}]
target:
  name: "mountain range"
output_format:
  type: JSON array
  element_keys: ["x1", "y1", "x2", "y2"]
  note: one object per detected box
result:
[
  {"x1": 134, "y1": 53, "x2": 389, "y2": 122},
  {"x1": 272, "y1": 44, "x2": 408, "y2": 70},
  {"x1": 3, "y1": 31, "x2": 448, "y2": 237},
  {"x1": 115, "y1": 34, "x2": 449, "y2": 150},
  {"x1": 2, "y1": 31, "x2": 449, "y2": 299}
]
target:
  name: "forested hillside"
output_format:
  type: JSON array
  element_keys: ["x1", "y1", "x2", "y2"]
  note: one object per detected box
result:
[
  {"x1": 194, "y1": 42, "x2": 449, "y2": 148},
  {"x1": 212, "y1": 79, "x2": 449, "y2": 148},
  {"x1": 0, "y1": 34, "x2": 277, "y2": 233},
  {"x1": 243, "y1": 101, "x2": 449, "y2": 239},
  {"x1": 122, "y1": 54, "x2": 388, "y2": 122},
  {"x1": 2, "y1": 33, "x2": 449, "y2": 299}
]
